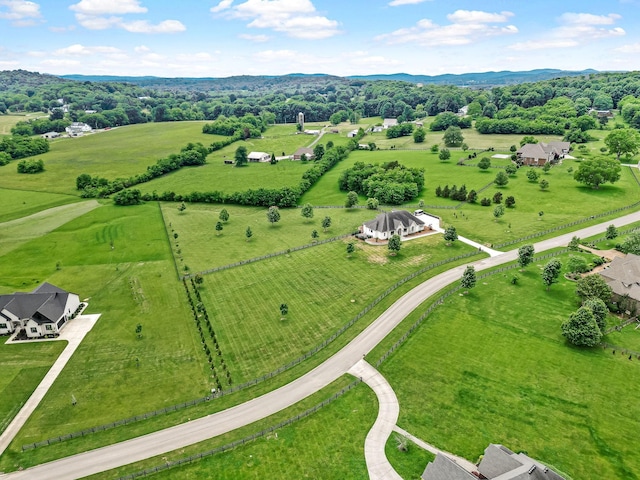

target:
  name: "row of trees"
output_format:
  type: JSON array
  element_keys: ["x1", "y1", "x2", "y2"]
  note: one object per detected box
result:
[{"x1": 0, "y1": 135, "x2": 49, "y2": 160}]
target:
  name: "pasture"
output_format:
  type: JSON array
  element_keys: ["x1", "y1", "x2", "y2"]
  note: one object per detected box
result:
[
  {"x1": 0, "y1": 122, "x2": 217, "y2": 195},
  {"x1": 162, "y1": 204, "x2": 376, "y2": 272},
  {"x1": 0, "y1": 188, "x2": 80, "y2": 224},
  {"x1": 373, "y1": 252, "x2": 640, "y2": 480},
  {"x1": 198, "y1": 235, "x2": 478, "y2": 382}
]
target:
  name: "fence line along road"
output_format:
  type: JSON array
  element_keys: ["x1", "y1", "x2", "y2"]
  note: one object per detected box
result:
[{"x1": 5, "y1": 209, "x2": 640, "y2": 480}]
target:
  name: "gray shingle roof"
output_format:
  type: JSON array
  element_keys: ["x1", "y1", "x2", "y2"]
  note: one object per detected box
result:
[
  {"x1": 422, "y1": 453, "x2": 476, "y2": 480},
  {"x1": 364, "y1": 210, "x2": 425, "y2": 234},
  {"x1": 599, "y1": 253, "x2": 640, "y2": 301},
  {"x1": 0, "y1": 283, "x2": 73, "y2": 325},
  {"x1": 478, "y1": 444, "x2": 566, "y2": 480}
]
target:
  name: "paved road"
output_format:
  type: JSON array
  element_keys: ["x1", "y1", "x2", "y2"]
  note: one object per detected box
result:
[
  {"x1": 4, "y1": 210, "x2": 640, "y2": 480},
  {"x1": 348, "y1": 360, "x2": 402, "y2": 480},
  {"x1": 0, "y1": 315, "x2": 100, "y2": 457}
]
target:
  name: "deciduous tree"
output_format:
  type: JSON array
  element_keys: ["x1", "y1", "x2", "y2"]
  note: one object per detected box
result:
[
  {"x1": 573, "y1": 157, "x2": 621, "y2": 189},
  {"x1": 576, "y1": 274, "x2": 613, "y2": 303},
  {"x1": 321, "y1": 216, "x2": 332, "y2": 232},
  {"x1": 443, "y1": 226, "x2": 458, "y2": 245},
  {"x1": 561, "y1": 307, "x2": 602, "y2": 347},
  {"x1": 301, "y1": 203, "x2": 314, "y2": 220},
  {"x1": 388, "y1": 234, "x2": 401, "y2": 256},
  {"x1": 460, "y1": 265, "x2": 476, "y2": 291},
  {"x1": 345, "y1": 191, "x2": 359, "y2": 208},
  {"x1": 267, "y1": 206, "x2": 281, "y2": 225},
  {"x1": 604, "y1": 128, "x2": 640, "y2": 161},
  {"x1": 495, "y1": 171, "x2": 509, "y2": 187},
  {"x1": 605, "y1": 224, "x2": 618, "y2": 240},
  {"x1": 542, "y1": 259, "x2": 562, "y2": 290},
  {"x1": 234, "y1": 145, "x2": 248, "y2": 166},
  {"x1": 517, "y1": 244, "x2": 535, "y2": 268}
]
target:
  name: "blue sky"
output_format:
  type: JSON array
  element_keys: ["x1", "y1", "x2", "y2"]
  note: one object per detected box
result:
[{"x1": 1, "y1": 0, "x2": 640, "y2": 77}]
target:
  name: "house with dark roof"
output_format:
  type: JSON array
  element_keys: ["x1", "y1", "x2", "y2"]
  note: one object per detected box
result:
[
  {"x1": 0, "y1": 283, "x2": 80, "y2": 338},
  {"x1": 516, "y1": 142, "x2": 570, "y2": 166},
  {"x1": 292, "y1": 147, "x2": 315, "y2": 161},
  {"x1": 598, "y1": 253, "x2": 640, "y2": 311},
  {"x1": 422, "y1": 444, "x2": 566, "y2": 480},
  {"x1": 362, "y1": 210, "x2": 425, "y2": 240}
]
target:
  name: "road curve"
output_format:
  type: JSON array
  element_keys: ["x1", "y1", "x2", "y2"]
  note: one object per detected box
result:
[{"x1": 3, "y1": 210, "x2": 640, "y2": 480}]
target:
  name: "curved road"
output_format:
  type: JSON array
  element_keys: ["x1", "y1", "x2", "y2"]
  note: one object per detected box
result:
[{"x1": 3, "y1": 211, "x2": 640, "y2": 480}]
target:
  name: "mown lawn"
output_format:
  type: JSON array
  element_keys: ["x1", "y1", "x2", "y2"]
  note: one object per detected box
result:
[
  {"x1": 198, "y1": 235, "x2": 477, "y2": 382},
  {"x1": 374, "y1": 252, "x2": 640, "y2": 480},
  {"x1": 0, "y1": 340, "x2": 66, "y2": 436},
  {"x1": 0, "y1": 188, "x2": 81, "y2": 224},
  {"x1": 0, "y1": 122, "x2": 217, "y2": 195},
  {"x1": 0, "y1": 203, "x2": 211, "y2": 465},
  {"x1": 386, "y1": 434, "x2": 435, "y2": 480},
  {"x1": 162, "y1": 203, "x2": 376, "y2": 272},
  {"x1": 85, "y1": 376, "x2": 375, "y2": 480}
]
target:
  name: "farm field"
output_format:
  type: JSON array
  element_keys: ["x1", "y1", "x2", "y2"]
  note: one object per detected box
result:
[
  {"x1": 162, "y1": 203, "x2": 376, "y2": 272},
  {"x1": 198, "y1": 234, "x2": 478, "y2": 382},
  {"x1": 0, "y1": 188, "x2": 81, "y2": 224},
  {"x1": 0, "y1": 122, "x2": 218, "y2": 195},
  {"x1": 372, "y1": 251, "x2": 640, "y2": 480},
  {"x1": 0, "y1": 200, "x2": 100, "y2": 265},
  {"x1": 138, "y1": 158, "x2": 311, "y2": 196}
]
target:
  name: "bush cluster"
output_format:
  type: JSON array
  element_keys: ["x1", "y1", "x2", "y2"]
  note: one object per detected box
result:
[
  {"x1": 0, "y1": 135, "x2": 49, "y2": 160},
  {"x1": 339, "y1": 160, "x2": 424, "y2": 205},
  {"x1": 16, "y1": 158, "x2": 45, "y2": 173}
]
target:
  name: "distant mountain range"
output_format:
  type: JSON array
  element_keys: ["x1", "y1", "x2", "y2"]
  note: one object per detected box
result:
[
  {"x1": 347, "y1": 69, "x2": 601, "y2": 85},
  {"x1": 59, "y1": 68, "x2": 601, "y2": 89}
]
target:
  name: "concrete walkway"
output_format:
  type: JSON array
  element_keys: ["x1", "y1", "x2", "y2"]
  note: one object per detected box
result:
[
  {"x1": 393, "y1": 426, "x2": 477, "y2": 473},
  {"x1": 0, "y1": 314, "x2": 100, "y2": 457},
  {"x1": 348, "y1": 360, "x2": 402, "y2": 480},
  {"x1": 432, "y1": 225, "x2": 503, "y2": 257}
]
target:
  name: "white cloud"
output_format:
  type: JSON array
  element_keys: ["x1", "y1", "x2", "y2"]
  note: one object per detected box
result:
[
  {"x1": 70, "y1": 0, "x2": 183, "y2": 34},
  {"x1": 53, "y1": 44, "x2": 123, "y2": 56},
  {"x1": 389, "y1": 0, "x2": 431, "y2": 6},
  {"x1": 70, "y1": 0, "x2": 146, "y2": 15},
  {"x1": 121, "y1": 19, "x2": 185, "y2": 33},
  {"x1": 447, "y1": 10, "x2": 513, "y2": 24},
  {"x1": 615, "y1": 43, "x2": 640, "y2": 53},
  {"x1": 559, "y1": 12, "x2": 621, "y2": 25},
  {"x1": 212, "y1": 0, "x2": 340, "y2": 39},
  {"x1": 211, "y1": 0, "x2": 234, "y2": 13},
  {"x1": 508, "y1": 11, "x2": 624, "y2": 50},
  {"x1": 0, "y1": 0, "x2": 42, "y2": 26},
  {"x1": 377, "y1": 9, "x2": 517, "y2": 46},
  {"x1": 239, "y1": 33, "x2": 270, "y2": 42}
]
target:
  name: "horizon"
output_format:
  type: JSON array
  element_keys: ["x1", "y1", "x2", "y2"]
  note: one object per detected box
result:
[{"x1": 1, "y1": 1, "x2": 640, "y2": 77}]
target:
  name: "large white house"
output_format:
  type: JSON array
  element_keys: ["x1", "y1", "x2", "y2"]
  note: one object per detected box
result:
[
  {"x1": 65, "y1": 122, "x2": 92, "y2": 137},
  {"x1": 0, "y1": 283, "x2": 81, "y2": 338},
  {"x1": 247, "y1": 151, "x2": 271, "y2": 163},
  {"x1": 362, "y1": 210, "x2": 426, "y2": 240}
]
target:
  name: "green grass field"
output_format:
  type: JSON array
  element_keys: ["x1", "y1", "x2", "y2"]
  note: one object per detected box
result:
[
  {"x1": 0, "y1": 340, "x2": 66, "y2": 436},
  {"x1": 0, "y1": 122, "x2": 218, "y2": 195},
  {"x1": 373, "y1": 252, "x2": 640, "y2": 480},
  {"x1": 0, "y1": 113, "x2": 48, "y2": 135},
  {"x1": 0, "y1": 188, "x2": 81, "y2": 224},
  {"x1": 84, "y1": 376, "x2": 375, "y2": 480},
  {"x1": 162, "y1": 204, "x2": 376, "y2": 272},
  {"x1": 198, "y1": 235, "x2": 477, "y2": 382},
  {"x1": 386, "y1": 434, "x2": 435, "y2": 480}
]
